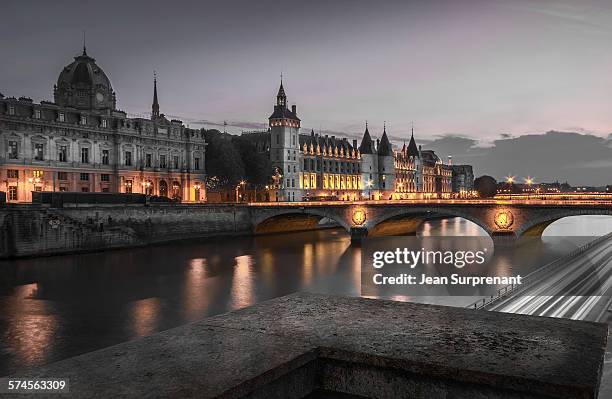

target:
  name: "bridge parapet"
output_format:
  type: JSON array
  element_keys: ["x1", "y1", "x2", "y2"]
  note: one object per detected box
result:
[{"x1": 248, "y1": 202, "x2": 612, "y2": 243}]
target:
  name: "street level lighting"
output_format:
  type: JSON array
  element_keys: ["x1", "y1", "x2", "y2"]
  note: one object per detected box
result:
[
  {"x1": 193, "y1": 183, "x2": 201, "y2": 202},
  {"x1": 506, "y1": 176, "x2": 514, "y2": 200},
  {"x1": 235, "y1": 180, "x2": 247, "y2": 203},
  {"x1": 525, "y1": 177, "x2": 533, "y2": 200}
]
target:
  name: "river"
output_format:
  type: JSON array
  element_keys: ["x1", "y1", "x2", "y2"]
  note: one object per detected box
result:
[{"x1": 1, "y1": 215, "x2": 611, "y2": 376}]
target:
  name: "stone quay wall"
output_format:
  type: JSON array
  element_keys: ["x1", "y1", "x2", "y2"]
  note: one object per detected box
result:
[{"x1": 0, "y1": 204, "x2": 255, "y2": 258}]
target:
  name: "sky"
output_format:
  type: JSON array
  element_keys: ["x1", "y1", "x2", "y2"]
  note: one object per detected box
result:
[{"x1": 1, "y1": 0, "x2": 611, "y2": 185}]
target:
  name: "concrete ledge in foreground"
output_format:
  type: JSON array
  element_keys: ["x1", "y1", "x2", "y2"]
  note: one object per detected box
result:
[{"x1": 13, "y1": 293, "x2": 608, "y2": 398}]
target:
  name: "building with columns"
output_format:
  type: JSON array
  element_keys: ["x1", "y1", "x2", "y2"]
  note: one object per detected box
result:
[{"x1": 0, "y1": 46, "x2": 206, "y2": 202}]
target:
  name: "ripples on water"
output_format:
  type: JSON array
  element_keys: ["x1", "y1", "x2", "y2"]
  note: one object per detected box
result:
[{"x1": 0, "y1": 216, "x2": 611, "y2": 375}]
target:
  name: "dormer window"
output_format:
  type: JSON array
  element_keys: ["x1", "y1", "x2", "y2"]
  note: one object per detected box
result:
[
  {"x1": 34, "y1": 109, "x2": 41, "y2": 119},
  {"x1": 8, "y1": 106, "x2": 15, "y2": 115}
]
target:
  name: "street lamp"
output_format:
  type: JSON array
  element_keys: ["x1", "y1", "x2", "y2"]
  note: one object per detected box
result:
[
  {"x1": 194, "y1": 183, "x2": 201, "y2": 202},
  {"x1": 236, "y1": 180, "x2": 246, "y2": 203},
  {"x1": 525, "y1": 177, "x2": 533, "y2": 200},
  {"x1": 142, "y1": 180, "x2": 152, "y2": 195},
  {"x1": 506, "y1": 176, "x2": 514, "y2": 200}
]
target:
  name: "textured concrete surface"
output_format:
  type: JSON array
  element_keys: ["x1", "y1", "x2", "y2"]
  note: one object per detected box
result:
[{"x1": 11, "y1": 293, "x2": 608, "y2": 398}]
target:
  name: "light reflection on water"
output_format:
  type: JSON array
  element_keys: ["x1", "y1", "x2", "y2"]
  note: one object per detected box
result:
[{"x1": 0, "y1": 216, "x2": 610, "y2": 375}]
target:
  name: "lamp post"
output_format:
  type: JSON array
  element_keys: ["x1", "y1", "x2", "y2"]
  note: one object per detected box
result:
[
  {"x1": 525, "y1": 177, "x2": 533, "y2": 201},
  {"x1": 506, "y1": 176, "x2": 514, "y2": 201},
  {"x1": 142, "y1": 180, "x2": 152, "y2": 195},
  {"x1": 235, "y1": 180, "x2": 246, "y2": 203},
  {"x1": 194, "y1": 183, "x2": 201, "y2": 202}
]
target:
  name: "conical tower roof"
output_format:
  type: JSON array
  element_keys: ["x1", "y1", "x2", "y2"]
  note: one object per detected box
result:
[
  {"x1": 407, "y1": 127, "x2": 419, "y2": 157},
  {"x1": 378, "y1": 124, "x2": 393, "y2": 156},
  {"x1": 358, "y1": 123, "x2": 374, "y2": 154}
]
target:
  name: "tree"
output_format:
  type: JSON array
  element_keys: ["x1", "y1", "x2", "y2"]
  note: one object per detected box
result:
[
  {"x1": 204, "y1": 131, "x2": 244, "y2": 187},
  {"x1": 233, "y1": 136, "x2": 272, "y2": 186},
  {"x1": 474, "y1": 175, "x2": 497, "y2": 198}
]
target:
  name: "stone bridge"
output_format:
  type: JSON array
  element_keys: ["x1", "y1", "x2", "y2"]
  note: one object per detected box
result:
[{"x1": 249, "y1": 201, "x2": 612, "y2": 242}]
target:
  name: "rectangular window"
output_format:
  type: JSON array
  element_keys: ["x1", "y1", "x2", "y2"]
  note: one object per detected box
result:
[
  {"x1": 59, "y1": 186, "x2": 67, "y2": 192},
  {"x1": 58, "y1": 112, "x2": 65, "y2": 122},
  {"x1": 81, "y1": 187, "x2": 89, "y2": 193},
  {"x1": 8, "y1": 186, "x2": 17, "y2": 200},
  {"x1": 7, "y1": 169, "x2": 19, "y2": 178},
  {"x1": 34, "y1": 109, "x2": 41, "y2": 119},
  {"x1": 58, "y1": 146, "x2": 67, "y2": 162},
  {"x1": 125, "y1": 180, "x2": 132, "y2": 193},
  {"x1": 125, "y1": 151, "x2": 132, "y2": 166},
  {"x1": 145, "y1": 154, "x2": 152, "y2": 168},
  {"x1": 101, "y1": 119, "x2": 107, "y2": 128},
  {"x1": 33, "y1": 170, "x2": 43, "y2": 178},
  {"x1": 34, "y1": 143, "x2": 44, "y2": 160},
  {"x1": 160, "y1": 155, "x2": 167, "y2": 168},
  {"x1": 100, "y1": 174, "x2": 110, "y2": 182},
  {"x1": 57, "y1": 172, "x2": 68, "y2": 181},
  {"x1": 80, "y1": 115, "x2": 87, "y2": 125},
  {"x1": 8, "y1": 141, "x2": 18, "y2": 159},
  {"x1": 81, "y1": 147, "x2": 89, "y2": 163},
  {"x1": 8, "y1": 106, "x2": 15, "y2": 115},
  {"x1": 102, "y1": 150, "x2": 109, "y2": 165},
  {"x1": 194, "y1": 157, "x2": 200, "y2": 170},
  {"x1": 80, "y1": 173, "x2": 89, "y2": 181},
  {"x1": 101, "y1": 187, "x2": 109, "y2": 193},
  {"x1": 173, "y1": 155, "x2": 179, "y2": 169}
]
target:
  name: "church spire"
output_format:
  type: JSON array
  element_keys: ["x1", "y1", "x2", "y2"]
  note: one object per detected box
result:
[
  {"x1": 276, "y1": 74, "x2": 287, "y2": 107},
  {"x1": 152, "y1": 71, "x2": 160, "y2": 119}
]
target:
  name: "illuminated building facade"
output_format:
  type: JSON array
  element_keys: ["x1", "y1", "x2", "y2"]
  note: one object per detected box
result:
[
  {"x1": 299, "y1": 131, "x2": 362, "y2": 200},
  {"x1": 0, "y1": 46, "x2": 206, "y2": 203},
  {"x1": 243, "y1": 80, "x2": 457, "y2": 201}
]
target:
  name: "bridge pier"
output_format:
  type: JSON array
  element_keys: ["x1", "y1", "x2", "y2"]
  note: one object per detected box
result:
[
  {"x1": 491, "y1": 232, "x2": 519, "y2": 247},
  {"x1": 350, "y1": 227, "x2": 368, "y2": 244}
]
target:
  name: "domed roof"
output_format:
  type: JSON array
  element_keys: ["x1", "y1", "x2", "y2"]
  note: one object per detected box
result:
[{"x1": 54, "y1": 47, "x2": 116, "y2": 110}]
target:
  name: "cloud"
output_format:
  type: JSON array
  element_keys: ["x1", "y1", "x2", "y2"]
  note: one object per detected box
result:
[{"x1": 423, "y1": 131, "x2": 612, "y2": 186}]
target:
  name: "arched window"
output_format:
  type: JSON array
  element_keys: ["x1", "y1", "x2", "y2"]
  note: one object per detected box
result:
[
  {"x1": 159, "y1": 180, "x2": 168, "y2": 197},
  {"x1": 171, "y1": 181, "x2": 181, "y2": 200}
]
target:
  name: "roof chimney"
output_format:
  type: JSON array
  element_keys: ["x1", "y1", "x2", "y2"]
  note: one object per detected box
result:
[
  {"x1": 291, "y1": 104, "x2": 296, "y2": 114},
  {"x1": 352, "y1": 139, "x2": 357, "y2": 148}
]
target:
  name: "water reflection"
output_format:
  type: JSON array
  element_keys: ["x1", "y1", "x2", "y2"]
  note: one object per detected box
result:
[
  {"x1": 130, "y1": 298, "x2": 160, "y2": 338},
  {"x1": 0, "y1": 216, "x2": 610, "y2": 375},
  {"x1": 231, "y1": 256, "x2": 254, "y2": 308}
]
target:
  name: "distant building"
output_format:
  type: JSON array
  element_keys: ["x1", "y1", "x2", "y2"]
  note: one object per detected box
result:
[
  {"x1": 242, "y1": 80, "x2": 456, "y2": 201},
  {"x1": 0, "y1": 45, "x2": 206, "y2": 202},
  {"x1": 451, "y1": 165, "x2": 474, "y2": 195}
]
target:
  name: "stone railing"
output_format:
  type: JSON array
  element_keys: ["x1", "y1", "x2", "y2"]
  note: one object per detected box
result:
[{"x1": 13, "y1": 293, "x2": 607, "y2": 398}]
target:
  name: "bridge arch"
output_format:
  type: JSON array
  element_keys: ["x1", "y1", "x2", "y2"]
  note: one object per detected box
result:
[
  {"x1": 251, "y1": 207, "x2": 352, "y2": 235},
  {"x1": 365, "y1": 207, "x2": 495, "y2": 239},
  {"x1": 517, "y1": 210, "x2": 612, "y2": 237}
]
